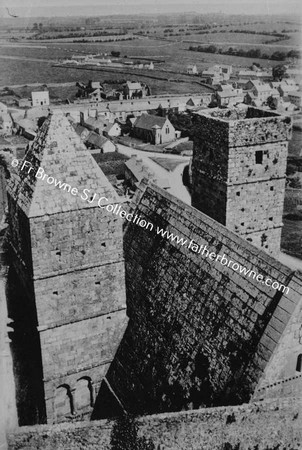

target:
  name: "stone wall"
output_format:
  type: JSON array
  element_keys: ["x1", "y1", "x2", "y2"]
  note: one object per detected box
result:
[
  {"x1": 7, "y1": 398, "x2": 302, "y2": 450},
  {"x1": 192, "y1": 107, "x2": 292, "y2": 256},
  {"x1": 253, "y1": 374, "x2": 302, "y2": 401},
  {"x1": 255, "y1": 276, "x2": 302, "y2": 391},
  {"x1": 5, "y1": 112, "x2": 129, "y2": 425},
  {"x1": 94, "y1": 182, "x2": 302, "y2": 418}
]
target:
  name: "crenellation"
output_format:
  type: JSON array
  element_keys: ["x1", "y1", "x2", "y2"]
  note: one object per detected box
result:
[{"x1": 192, "y1": 107, "x2": 292, "y2": 256}]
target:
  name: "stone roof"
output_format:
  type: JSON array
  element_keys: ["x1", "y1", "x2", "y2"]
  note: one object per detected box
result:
[
  {"x1": 7, "y1": 110, "x2": 119, "y2": 217},
  {"x1": 106, "y1": 181, "x2": 302, "y2": 411},
  {"x1": 134, "y1": 113, "x2": 168, "y2": 131}
]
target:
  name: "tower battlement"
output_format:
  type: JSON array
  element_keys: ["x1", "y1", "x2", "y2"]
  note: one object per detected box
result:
[{"x1": 192, "y1": 107, "x2": 292, "y2": 256}]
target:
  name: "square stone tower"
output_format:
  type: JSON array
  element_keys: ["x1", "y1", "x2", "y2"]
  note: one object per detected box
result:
[
  {"x1": 192, "y1": 107, "x2": 292, "y2": 256},
  {"x1": 7, "y1": 111, "x2": 128, "y2": 424}
]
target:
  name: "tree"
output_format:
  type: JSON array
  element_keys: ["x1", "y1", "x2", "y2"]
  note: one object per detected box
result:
[
  {"x1": 267, "y1": 95, "x2": 278, "y2": 110},
  {"x1": 288, "y1": 177, "x2": 302, "y2": 189},
  {"x1": 37, "y1": 116, "x2": 47, "y2": 128},
  {"x1": 286, "y1": 164, "x2": 297, "y2": 176},
  {"x1": 272, "y1": 64, "x2": 286, "y2": 81}
]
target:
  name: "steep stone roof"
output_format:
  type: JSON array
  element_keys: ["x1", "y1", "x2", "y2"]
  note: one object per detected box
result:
[
  {"x1": 7, "y1": 110, "x2": 119, "y2": 217},
  {"x1": 104, "y1": 181, "x2": 302, "y2": 412}
]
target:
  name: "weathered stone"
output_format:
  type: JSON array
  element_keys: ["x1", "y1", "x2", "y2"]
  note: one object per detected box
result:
[{"x1": 191, "y1": 107, "x2": 292, "y2": 257}]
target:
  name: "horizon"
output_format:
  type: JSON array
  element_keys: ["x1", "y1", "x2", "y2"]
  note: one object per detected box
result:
[{"x1": 1, "y1": 0, "x2": 302, "y2": 18}]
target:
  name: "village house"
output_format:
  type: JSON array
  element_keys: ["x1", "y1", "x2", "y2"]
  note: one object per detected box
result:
[
  {"x1": 14, "y1": 117, "x2": 37, "y2": 140},
  {"x1": 288, "y1": 91, "x2": 302, "y2": 109},
  {"x1": 18, "y1": 98, "x2": 32, "y2": 108},
  {"x1": 0, "y1": 102, "x2": 8, "y2": 114},
  {"x1": 88, "y1": 88, "x2": 104, "y2": 102},
  {"x1": 84, "y1": 131, "x2": 116, "y2": 153},
  {"x1": 214, "y1": 85, "x2": 244, "y2": 107},
  {"x1": 125, "y1": 155, "x2": 170, "y2": 190},
  {"x1": 0, "y1": 113, "x2": 13, "y2": 136},
  {"x1": 0, "y1": 134, "x2": 30, "y2": 159},
  {"x1": 278, "y1": 81, "x2": 299, "y2": 97},
  {"x1": 80, "y1": 114, "x2": 122, "y2": 137},
  {"x1": 123, "y1": 81, "x2": 150, "y2": 99},
  {"x1": 132, "y1": 113, "x2": 177, "y2": 145},
  {"x1": 31, "y1": 90, "x2": 50, "y2": 107},
  {"x1": 187, "y1": 64, "x2": 198, "y2": 75},
  {"x1": 73, "y1": 124, "x2": 90, "y2": 141},
  {"x1": 245, "y1": 80, "x2": 277, "y2": 104},
  {"x1": 203, "y1": 65, "x2": 232, "y2": 83}
]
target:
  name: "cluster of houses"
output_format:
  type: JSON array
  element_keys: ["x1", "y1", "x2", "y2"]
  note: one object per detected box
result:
[
  {"x1": 76, "y1": 80, "x2": 151, "y2": 102},
  {"x1": 61, "y1": 54, "x2": 155, "y2": 71},
  {"x1": 212, "y1": 77, "x2": 301, "y2": 111},
  {"x1": 1, "y1": 63, "x2": 300, "y2": 160}
]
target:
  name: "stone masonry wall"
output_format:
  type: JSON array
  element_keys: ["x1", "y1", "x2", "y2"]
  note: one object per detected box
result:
[
  {"x1": 97, "y1": 183, "x2": 302, "y2": 418},
  {"x1": 7, "y1": 398, "x2": 302, "y2": 450},
  {"x1": 254, "y1": 274, "x2": 302, "y2": 391},
  {"x1": 192, "y1": 108, "x2": 291, "y2": 256},
  {"x1": 30, "y1": 208, "x2": 125, "y2": 328},
  {"x1": 6, "y1": 112, "x2": 129, "y2": 425}
]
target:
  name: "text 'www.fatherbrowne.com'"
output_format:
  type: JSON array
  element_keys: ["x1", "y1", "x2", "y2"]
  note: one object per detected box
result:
[
  {"x1": 155, "y1": 227, "x2": 290, "y2": 294},
  {"x1": 12, "y1": 158, "x2": 290, "y2": 295}
]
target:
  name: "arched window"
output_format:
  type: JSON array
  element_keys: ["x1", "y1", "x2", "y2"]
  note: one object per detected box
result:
[
  {"x1": 166, "y1": 126, "x2": 169, "y2": 135},
  {"x1": 75, "y1": 377, "x2": 93, "y2": 410},
  {"x1": 54, "y1": 384, "x2": 74, "y2": 421},
  {"x1": 296, "y1": 354, "x2": 302, "y2": 372}
]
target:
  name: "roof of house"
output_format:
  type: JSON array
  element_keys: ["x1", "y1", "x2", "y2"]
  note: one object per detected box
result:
[
  {"x1": 0, "y1": 101, "x2": 8, "y2": 110},
  {"x1": 85, "y1": 131, "x2": 109, "y2": 148},
  {"x1": 73, "y1": 124, "x2": 88, "y2": 136},
  {"x1": 4, "y1": 135, "x2": 29, "y2": 146},
  {"x1": 288, "y1": 91, "x2": 302, "y2": 98},
  {"x1": 134, "y1": 114, "x2": 168, "y2": 131},
  {"x1": 15, "y1": 118, "x2": 37, "y2": 130},
  {"x1": 217, "y1": 90, "x2": 243, "y2": 98},
  {"x1": 249, "y1": 80, "x2": 272, "y2": 92},
  {"x1": 0, "y1": 113, "x2": 12, "y2": 122},
  {"x1": 126, "y1": 81, "x2": 142, "y2": 90}
]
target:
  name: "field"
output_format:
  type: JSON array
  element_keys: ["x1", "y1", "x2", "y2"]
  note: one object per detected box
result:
[
  {"x1": 0, "y1": 34, "x2": 298, "y2": 89},
  {"x1": 281, "y1": 218, "x2": 302, "y2": 259}
]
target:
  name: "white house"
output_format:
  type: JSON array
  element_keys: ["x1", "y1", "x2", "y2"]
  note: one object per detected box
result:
[
  {"x1": 31, "y1": 90, "x2": 50, "y2": 107},
  {"x1": 187, "y1": 64, "x2": 198, "y2": 75},
  {"x1": 288, "y1": 92, "x2": 302, "y2": 109},
  {"x1": 0, "y1": 102, "x2": 8, "y2": 114},
  {"x1": 0, "y1": 113, "x2": 13, "y2": 136}
]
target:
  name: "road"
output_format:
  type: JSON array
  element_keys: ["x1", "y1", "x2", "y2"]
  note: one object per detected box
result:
[
  {"x1": 118, "y1": 144, "x2": 302, "y2": 271},
  {"x1": 184, "y1": 40, "x2": 300, "y2": 49},
  {"x1": 117, "y1": 143, "x2": 191, "y2": 204}
]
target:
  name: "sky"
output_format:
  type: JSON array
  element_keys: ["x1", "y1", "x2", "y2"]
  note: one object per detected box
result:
[{"x1": 1, "y1": 0, "x2": 302, "y2": 17}]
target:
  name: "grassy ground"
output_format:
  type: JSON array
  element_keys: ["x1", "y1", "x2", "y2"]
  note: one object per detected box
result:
[
  {"x1": 281, "y1": 218, "x2": 302, "y2": 259},
  {"x1": 288, "y1": 130, "x2": 302, "y2": 157}
]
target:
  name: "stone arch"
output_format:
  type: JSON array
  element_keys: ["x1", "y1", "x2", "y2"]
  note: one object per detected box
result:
[
  {"x1": 74, "y1": 376, "x2": 93, "y2": 410},
  {"x1": 54, "y1": 384, "x2": 74, "y2": 420}
]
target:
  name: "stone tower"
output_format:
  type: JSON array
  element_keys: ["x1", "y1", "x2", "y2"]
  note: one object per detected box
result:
[
  {"x1": 7, "y1": 111, "x2": 128, "y2": 424},
  {"x1": 191, "y1": 107, "x2": 292, "y2": 256}
]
